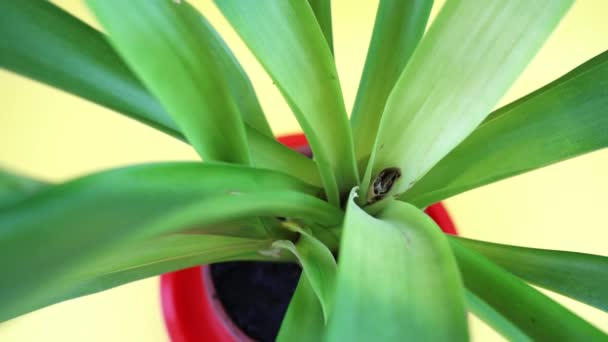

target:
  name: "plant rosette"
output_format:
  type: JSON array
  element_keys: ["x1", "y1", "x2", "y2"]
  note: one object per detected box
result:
[
  {"x1": 159, "y1": 134, "x2": 458, "y2": 341},
  {"x1": 161, "y1": 205, "x2": 456, "y2": 342},
  {"x1": 2, "y1": 1, "x2": 608, "y2": 342}
]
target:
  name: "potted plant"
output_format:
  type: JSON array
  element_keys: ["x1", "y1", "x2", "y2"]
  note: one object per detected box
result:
[
  {"x1": 1, "y1": 0, "x2": 607, "y2": 341},
  {"x1": 159, "y1": 134, "x2": 457, "y2": 342}
]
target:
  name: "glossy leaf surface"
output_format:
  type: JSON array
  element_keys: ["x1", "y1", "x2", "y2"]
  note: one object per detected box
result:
[
  {"x1": 0, "y1": 163, "x2": 340, "y2": 321},
  {"x1": 466, "y1": 291, "x2": 532, "y2": 342},
  {"x1": 326, "y1": 194, "x2": 468, "y2": 341},
  {"x1": 403, "y1": 50, "x2": 608, "y2": 207},
  {"x1": 455, "y1": 237, "x2": 608, "y2": 313},
  {"x1": 0, "y1": 0, "x2": 317, "y2": 184},
  {"x1": 9, "y1": 234, "x2": 276, "y2": 320},
  {"x1": 274, "y1": 227, "x2": 337, "y2": 321},
  {"x1": 87, "y1": 0, "x2": 252, "y2": 164},
  {"x1": 366, "y1": 0, "x2": 572, "y2": 199},
  {"x1": 216, "y1": 0, "x2": 359, "y2": 204},
  {"x1": 0, "y1": 0, "x2": 179, "y2": 138},
  {"x1": 351, "y1": 0, "x2": 433, "y2": 169},
  {"x1": 451, "y1": 240, "x2": 607, "y2": 341},
  {"x1": 308, "y1": 0, "x2": 334, "y2": 54}
]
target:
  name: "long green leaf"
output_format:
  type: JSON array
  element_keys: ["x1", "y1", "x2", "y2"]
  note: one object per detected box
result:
[
  {"x1": 326, "y1": 193, "x2": 467, "y2": 341},
  {"x1": 277, "y1": 274, "x2": 325, "y2": 342},
  {"x1": 196, "y1": 20, "x2": 273, "y2": 139},
  {"x1": 402, "y1": 50, "x2": 608, "y2": 207},
  {"x1": 466, "y1": 291, "x2": 532, "y2": 342},
  {"x1": 350, "y1": 0, "x2": 433, "y2": 170},
  {"x1": 273, "y1": 225, "x2": 337, "y2": 321},
  {"x1": 455, "y1": 237, "x2": 608, "y2": 313},
  {"x1": 10, "y1": 234, "x2": 278, "y2": 321},
  {"x1": 363, "y1": 0, "x2": 573, "y2": 201},
  {"x1": 216, "y1": 0, "x2": 359, "y2": 205},
  {"x1": 86, "y1": 0, "x2": 252, "y2": 164},
  {"x1": 307, "y1": 0, "x2": 334, "y2": 54},
  {"x1": 0, "y1": 1, "x2": 319, "y2": 184},
  {"x1": 450, "y1": 240, "x2": 607, "y2": 341},
  {"x1": 0, "y1": 163, "x2": 341, "y2": 322},
  {"x1": 0, "y1": 0, "x2": 180, "y2": 138},
  {"x1": 0, "y1": 168, "x2": 47, "y2": 208}
]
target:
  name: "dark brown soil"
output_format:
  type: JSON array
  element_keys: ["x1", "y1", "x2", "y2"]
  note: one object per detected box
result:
[{"x1": 210, "y1": 261, "x2": 301, "y2": 342}]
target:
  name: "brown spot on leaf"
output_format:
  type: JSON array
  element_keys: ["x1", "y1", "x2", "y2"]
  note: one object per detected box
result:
[{"x1": 367, "y1": 167, "x2": 401, "y2": 203}]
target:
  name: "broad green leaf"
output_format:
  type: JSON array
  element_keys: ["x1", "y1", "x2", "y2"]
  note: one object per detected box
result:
[
  {"x1": 455, "y1": 237, "x2": 608, "y2": 313},
  {"x1": 0, "y1": 162, "x2": 341, "y2": 322},
  {"x1": 216, "y1": 1, "x2": 359, "y2": 205},
  {"x1": 466, "y1": 291, "x2": 532, "y2": 342},
  {"x1": 86, "y1": 0, "x2": 251, "y2": 164},
  {"x1": 277, "y1": 274, "x2": 325, "y2": 342},
  {"x1": 364, "y1": 0, "x2": 573, "y2": 201},
  {"x1": 0, "y1": 168, "x2": 47, "y2": 208},
  {"x1": 196, "y1": 21, "x2": 273, "y2": 139},
  {"x1": 0, "y1": 1, "x2": 318, "y2": 184},
  {"x1": 351, "y1": 0, "x2": 433, "y2": 170},
  {"x1": 179, "y1": 5, "x2": 273, "y2": 139},
  {"x1": 307, "y1": 0, "x2": 334, "y2": 54},
  {"x1": 10, "y1": 234, "x2": 278, "y2": 321},
  {"x1": 326, "y1": 193, "x2": 468, "y2": 341},
  {"x1": 402, "y1": 50, "x2": 608, "y2": 207},
  {"x1": 273, "y1": 224, "x2": 337, "y2": 321},
  {"x1": 0, "y1": 0, "x2": 267, "y2": 140},
  {"x1": 0, "y1": 0, "x2": 180, "y2": 139},
  {"x1": 450, "y1": 240, "x2": 607, "y2": 341}
]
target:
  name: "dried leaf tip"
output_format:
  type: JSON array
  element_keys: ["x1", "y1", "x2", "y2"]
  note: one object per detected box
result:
[{"x1": 367, "y1": 167, "x2": 401, "y2": 203}]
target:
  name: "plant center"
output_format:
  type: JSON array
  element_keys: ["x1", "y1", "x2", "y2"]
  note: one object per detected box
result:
[{"x1": 367, "y1": 167, "x2": 401, "y2": 203}]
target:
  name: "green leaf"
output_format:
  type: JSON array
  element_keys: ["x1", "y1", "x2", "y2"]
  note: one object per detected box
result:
[
  {"x1": 0, "y1": 1, "x2": 318, "y2": 184},
  {"x1": 363, "y1": 0, "x2": 573, "y2": 201},
  {"x1": 246, "y1": 127, "x2": 321, "y2": 187},
  {"x1": 0, "y1": 0, "x2": 180, "y2": 139},
  {"x1": 277, "y1": 274, "x2": 325, "y2": 342},
  {"x1": 87, "y1": 0, "x2": 252, "y2": 164},
  {"x1": 450, "y1": 240, "x2": 608, "y2": 341},
  {"x1": 177, "y1": 6, "x2": 273, "y2": 139},
  {"x1": 216, "y1": 0, "x2": 359, "y2": 205},
  {"x1": 0, "y1": 162, "x2": 341, "y2": 322},
  {"x1": 11, "y1": 234, "x2": 277, "y2": 320},
  {"x1": 326, "y1": 193, "x2": 468, "y2": 341},
  {"x1": 454, "y1": 237, "x2": 608, "y2": 313},
  {"x1": 466, "y1": 290, "x2": 532, "y2": 342},
  {"x1": 0, "y1": 168, "x2": 47, "y2": 208},
  {"x1": 199, "y1": 27, "x2": 273, "y2": 140},
  {"x1": 273, "y1": 224, "x2": 337, "y2": 321},
  {"x1": 307, "y1": 0, "x2": 334, "y2": 54},
  {"x1": 350, "y1": 0, "x2": 433, "y2": 170},
  {"x1": 402, "y1": 50, "x2": 608, "y2": 207}
]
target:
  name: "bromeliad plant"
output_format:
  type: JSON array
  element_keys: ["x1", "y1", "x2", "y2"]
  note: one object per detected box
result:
[{"x1": 1, "y1": 0, "x2": 607, "y2": 340}]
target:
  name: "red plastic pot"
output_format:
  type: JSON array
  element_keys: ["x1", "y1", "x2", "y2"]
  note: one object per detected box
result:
[{"x1": 160, "y1": 134, "x2": 457, "y2": 342}]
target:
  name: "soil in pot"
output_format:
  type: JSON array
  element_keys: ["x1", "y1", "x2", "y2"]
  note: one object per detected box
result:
[
  {"x1": 208, "y1": 135, "x2": 307, "y2": 342},
  {"x1": 208, "y1": 202, "x2": 457, "y2": 342},
  {"x1": 210, "y1": 261, "x2": 301, "y2": 342}
]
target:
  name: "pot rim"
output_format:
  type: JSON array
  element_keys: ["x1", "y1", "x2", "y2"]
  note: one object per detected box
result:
[{"x1": 160, "y1": 133, "x2": 458, "y2": 341}]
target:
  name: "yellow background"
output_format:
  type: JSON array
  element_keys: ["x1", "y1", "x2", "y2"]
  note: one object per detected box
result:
[{"x1": 1, "y1": 0, "x2": 607, "y2": 340}]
